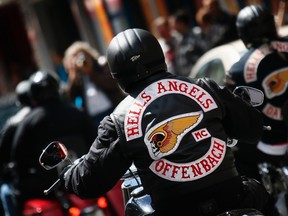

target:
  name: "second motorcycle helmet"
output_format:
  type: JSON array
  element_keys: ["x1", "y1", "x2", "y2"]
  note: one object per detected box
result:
[
  {"x1": 15, "y1": 79, "x2": 32, "y2": 107},
  {"x1": 236, "y1": 4, "x2": 277, "y2": 48},
  {"x1": 29, "y1": 70, "x2": 60, "y2": 104},
  {"x1": 106, "y1": 28, "x2": 167, "y2": 92}
]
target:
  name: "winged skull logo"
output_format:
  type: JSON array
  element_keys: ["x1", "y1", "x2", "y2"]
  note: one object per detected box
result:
[
  {"x1": 263, "y1": 68, "x2": 288, "y2": 99},
  {"x1": 145, "y1": 112, "x2": 202, "y2": 159}
]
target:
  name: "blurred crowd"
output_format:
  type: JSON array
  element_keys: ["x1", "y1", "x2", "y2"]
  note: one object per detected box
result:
[
  {"x1": 0, "y1": 39, "x2": 127, "y2": 215},
  {"x1": 152, "y1": 0, "x2": 238, "y2": 76}
]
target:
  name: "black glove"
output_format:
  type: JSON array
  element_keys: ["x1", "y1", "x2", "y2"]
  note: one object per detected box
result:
[
  {"x1": 59, "y1": 155, "x2": 85, "y2": 190},
  {"x1": 59, "y1": 164, "x2": 73, "y2": 191}
]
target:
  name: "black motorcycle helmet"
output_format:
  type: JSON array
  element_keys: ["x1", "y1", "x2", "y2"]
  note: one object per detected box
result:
[
  {"x1": 236, "y1": 4, "x2": 277, "y2": 48},
  {"x1": 15, "y1": 79, "x2": 31, "y2": 107},
  {"x1": 106, "y1": 28, "x2": 167, "y2": 92},
  {"x1": 29, "y1": 70, "x2": 60, "y2": 104}
]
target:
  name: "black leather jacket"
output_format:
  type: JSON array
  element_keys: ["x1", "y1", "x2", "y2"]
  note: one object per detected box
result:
[
  {"x1": 11, "y1": 99, "x2": 97, "y2": 201},
  {"x1": 229, "y1": 39, "x2": 288, "y2": 149},
  {"x1": 62, "y1": 73, "x2": 263, "y2": 212}
]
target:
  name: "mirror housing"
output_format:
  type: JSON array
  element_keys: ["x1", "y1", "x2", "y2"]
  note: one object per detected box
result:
[
  {"x1": 39, "y1": 141, "x2": 68, "y2": 170},
  {"x1": 233, "y1": 86, "x2": 264, "y2": 107}
]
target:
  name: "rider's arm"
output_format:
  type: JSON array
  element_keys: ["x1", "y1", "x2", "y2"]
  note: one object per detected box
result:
[
  {"x1": 61, "y1": 115, "x2": 132, "y2": 199},
  {"x1": 221, "y1": 87, "x2": 263, "y2": 144},
  {"x1": 205, "y1": 78, "x2": 264, "y2": 144}
]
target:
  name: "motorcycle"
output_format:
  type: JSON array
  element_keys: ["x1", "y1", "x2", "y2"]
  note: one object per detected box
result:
[
  {"x1": 39, "y1": 86, "x2": 266, "y2": 216},
  {"x1": 23, "y1": 142, "x2": 122, "y2": 216},
  {"x1": 120, "y1": 166, "x2": 266, "y2": 216},
  {"x1": 0, "y1": 162, "x2": 114, "y2": 216},
  {"x1": 23, "y1": 193, "x2": 110, "y2": 216},
  {"x1": 258, "y1": 162, "x2": 288, "y2": 216},
  {"x1": 39, "y1": 142, "x2": 265, "y2": 216},
  {"x1": 120, "y1": 164, "x2": 153, "y2": 216}
]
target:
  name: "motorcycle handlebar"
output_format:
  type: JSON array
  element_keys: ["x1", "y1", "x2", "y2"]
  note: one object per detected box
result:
[{"x1": 44, "y1": 179, "x2": 60, "y2": 195}]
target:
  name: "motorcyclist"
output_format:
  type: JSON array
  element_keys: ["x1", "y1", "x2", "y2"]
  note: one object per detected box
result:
[
  {"x1": 59, "y1": 28, "x2": 277, "y2": 215},
  {"x1": 9, "y1": 70, "x2": 97, "y2": 215},
  {"x1": 0, "y1": 79, "x2": 33, "y2": 175},
  {"x1": 0, "y1": 79, "x2": 33, "y2": 216},
  {"x1": 227, "y1": 4, "x2": 288, "y2": 182}
]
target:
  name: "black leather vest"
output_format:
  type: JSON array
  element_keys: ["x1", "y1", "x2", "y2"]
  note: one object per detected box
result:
[{"x1": 111, "y1": 75, "x2": 238, "y2": 200}]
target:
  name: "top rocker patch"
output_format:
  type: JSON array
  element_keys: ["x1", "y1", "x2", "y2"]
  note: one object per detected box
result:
[
  {"x1": 124, "y1": 79, "x2": 217, "y2": 141},
  {"x1": 244, "y1": 44, "x2": 272, "y2": 83}
]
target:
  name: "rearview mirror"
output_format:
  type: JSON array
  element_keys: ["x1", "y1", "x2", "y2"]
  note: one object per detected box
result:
[
  {"x1": 233, "y1": 86, "x2": 264, "y2": 107},
  {"x1": 39, "y1": 141, "x2": 68, "y2": 170}
]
